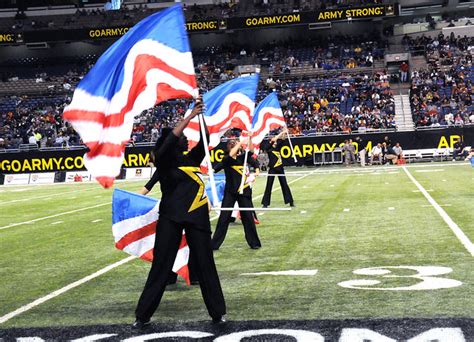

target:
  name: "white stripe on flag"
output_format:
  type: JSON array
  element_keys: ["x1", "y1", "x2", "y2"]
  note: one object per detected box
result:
[
  {"x1": 122, "y1": 234, "x2": 156, "y2": 257},
  {"x1": 112, "y1": 202, "x2": 160, "y2": 242}
]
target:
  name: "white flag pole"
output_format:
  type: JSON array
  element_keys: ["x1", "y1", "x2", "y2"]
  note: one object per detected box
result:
[
  {"x1": 197, "y1": 113, "x2": 219, "y2": 207},
  {"x1": 285, "y1": 125, "x2": 298, "y2": 163},
  {"x1": 238, "y1": 144, "x2": 250, "y2": 195}
]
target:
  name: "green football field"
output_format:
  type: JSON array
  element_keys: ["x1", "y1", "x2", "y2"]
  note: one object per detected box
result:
[{"x1": 0, "y1": 162, "x2": 473, "y2": 329}]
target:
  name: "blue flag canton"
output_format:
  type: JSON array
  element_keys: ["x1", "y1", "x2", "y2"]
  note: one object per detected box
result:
[
  {"x1": 78, "y1": 4, "x2": 190, "y2": 100},
  {"x1": 202, "y1": 74, "x2": 259, "y2": 117},
  {"x1": 112, "y1": 189, "x2": 159, "y2": 224}
]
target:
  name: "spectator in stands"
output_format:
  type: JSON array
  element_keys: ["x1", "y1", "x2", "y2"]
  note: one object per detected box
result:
[
  {"x1": 400, "y1": 62, "x2": 409, "y2": 82},
  {"x1": 370, "y1": 143, "x2": 383, "y2": 165},
  {"x1": 453, "y1": 140, "x2": 464, "y2": 161}
]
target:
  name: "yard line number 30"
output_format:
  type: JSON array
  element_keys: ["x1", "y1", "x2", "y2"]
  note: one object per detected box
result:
[{"x1": 337, "y1": 266, "x2": 462, "y2": 290}]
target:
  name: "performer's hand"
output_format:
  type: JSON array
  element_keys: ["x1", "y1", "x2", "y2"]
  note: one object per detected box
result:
[{"x1": 189, "y1": 97, "x2": 204, "y2": 118}]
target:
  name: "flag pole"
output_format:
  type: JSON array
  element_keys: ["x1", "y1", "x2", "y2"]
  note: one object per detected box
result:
[
  {"x1": 238, "y1": 145, "x2": 250, "y2": 195},
  {"x1": 285, "y1": 126, "x2": 298, "y2": 163},
  {"x1": 198, "y1": 113, "x2": 219, "y2": 207}
]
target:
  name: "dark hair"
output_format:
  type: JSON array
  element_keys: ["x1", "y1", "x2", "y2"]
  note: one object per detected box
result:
[{"x1": 152, "y1": 128, "x2": 173, "y2": 163}]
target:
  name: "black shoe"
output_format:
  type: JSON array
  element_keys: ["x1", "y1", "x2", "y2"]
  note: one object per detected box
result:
[
  {"x1": 132, "y1": 319, "x2": 151, "y2": 329},
  {"x1": 250, "y1": 245, "x2": 261, "y2": 250},
  {"x1": 289, "y1": 202, "x2": 295, "y2": 207},
  {"x1": 190, "y1": 280, "x2": 200, "y2": 285},
  {"x1": 212, "y1": 315, "x2": 226, "y2": 324},
  {"x1": 262, "y1": 205, "x2": 268, "y2": 208}
]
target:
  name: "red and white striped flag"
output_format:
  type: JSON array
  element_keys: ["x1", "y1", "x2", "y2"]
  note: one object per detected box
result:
[
  {"x1": 63, "y1": 5, "x2": 197, "y2": 188},
  {"x1": 248, "y1": 92, "x2": 286, "y2": 154},
  {"x1": 112, "y1": 189, "x2": 190, "y2": 284}
]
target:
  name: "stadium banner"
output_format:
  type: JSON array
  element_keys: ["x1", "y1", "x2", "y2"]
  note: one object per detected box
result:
[
  {"x1": 65, "y1": 171, "x2": 93, "y2": 183},
  {"x1": 0, "y1": 127, "x2": 472, "y2": 174},
  {"x1": 29, "y1": 172, "x2": 55, "y2": 184},
  {"x1": 0, "y1": 32, "x2": 16, "y2": 44},
  {"x1": 3, "y1": 173, "x2": 30, "y2": 185},
  {"x1": 17, "y1": 4, "x2": 398, "y2": 43},
  {"x1": 125, "y1": 167, "x2": 154, "y2": 180}
]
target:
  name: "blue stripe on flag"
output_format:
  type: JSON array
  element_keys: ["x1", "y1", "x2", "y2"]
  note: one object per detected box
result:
[
  {"x1": 202, "y1": 74, "x2": 259, "y2": 118},
  {"x1": 253, "y1": 92, "x2": 280, "y2": 128},
  {"x1": 78, "y1": 4, "x2": 190, "y2": 100},
  {"x1": 112, "y1": 189, "x2": 159, "y2": 224}
]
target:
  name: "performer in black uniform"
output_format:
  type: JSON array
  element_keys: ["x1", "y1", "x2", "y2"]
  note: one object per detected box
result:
[
  {"x1": 212, "y1": 139, "x2": 261, "y2": 250},
  {"x1": 139, "y1": 137, "x2": 198, "y2": 286},
  {"x1": 261, "y1": 130, "x2": 294, "y2": 208},
  {"x1": 133, "y1": 101, "x2": 226, "y2": 328}
]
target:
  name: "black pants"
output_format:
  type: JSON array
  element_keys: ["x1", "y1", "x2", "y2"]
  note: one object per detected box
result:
[
  {"x1": 212, "y1": 191, "x2": 261, "y2": 250},
  {"x1": 135, "y1": 216, "x2": 226, "y2": 321},
  {"x1": 262, "y1": 168, "x2": 294, "y2": 206}
]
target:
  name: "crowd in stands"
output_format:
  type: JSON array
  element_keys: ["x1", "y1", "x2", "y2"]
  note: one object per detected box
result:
[{"x1": 406, "y1": 33, "x2": 474, "y2": 127}]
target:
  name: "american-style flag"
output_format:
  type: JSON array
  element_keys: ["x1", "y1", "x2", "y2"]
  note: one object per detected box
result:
[
  {"x1": 112, "y1": 189, "x2": 190, "y2": 284},
  {"x1": 250, "y1": 92, "x2": 286, "y2": 154},
  {"x1": 63, "y1": 5, "x2": 197, "y2": 188},
  {"x1": 184, "y1": 74, "x2": 259, "y2": 150}
]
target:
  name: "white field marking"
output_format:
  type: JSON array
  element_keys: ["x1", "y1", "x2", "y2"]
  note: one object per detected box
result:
[
  {"x1": 412, "y1": 189, "x2": 434, "y2": 192},
  {"x1": 357, "y1": 183, "x2": 361, "y2": 186},
  {"x1": 388, "y1": 207, "x2": 395, "y2": 211},
  {"x1": 94, "y1": 195, "x2": 102, "y2": 198},
  {"x1": 343, "y1": 208, "x2": 350, "y2": 212},
  {"x1": 241, "y1": 270, "x2": 318, "y2": 276},
  {"x1": 0, "y1": 202, "x2": 112, "y2": 231},
  {"x1": 70, "y1": 196, "x2": 77, "y2": 199},
  {"x1": 415, "y1": 169, "x2": 444, "y2": 173},
  {"x1": 213, "y1": 207, "x2": 290, "y2": 211},
  {"x1": 0, "y1": 188, "x2": 91, "y2": 205},
  {"x1": 259, "y1": 212, "x2": 265, "y2": 216},
  {"x1": 421, "y1": 204, "x2": 452, "y2": 208},
  {"x1": 50, "y1": 221, "x2": 63, "y2": 225},
  {"x1": 10, "y1": 188, "x2": 29, "y2": 192},
  {"x1": 92, "y1": 219, "x2": 103, "y2": 223},
  {"x1": 385, "y1": 182, "x2": 390, "y2": 185},
  {"x1": 300, "y1": 210, "x2": 307, "y2": 214},
  {"x1": 0, "y1": 172, "x2": 313, "y2": 323},
  {"x1": 330, "y1": 184, "x2": 335, "y2": 187},
  {"x1": 388, "y1": 171, "x2": 400, "y2": 174},
  {"x1": 403, "y1": 167, "x2": 474, "y2": 256},
  {"x1": 0, "y1": 255, "x2": 136, "y2": 324}
]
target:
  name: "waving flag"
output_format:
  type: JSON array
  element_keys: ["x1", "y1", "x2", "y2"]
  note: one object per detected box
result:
[
  {"x1": 63, "y1": 5, "x2": 197, "y2": 188},
  {"x1": 250, "y1": 92, "x2": 286, "y2": 153},
  {"x1": 184, "y1": 74, "x2": 259, "y2": 149},
  {"x1": 112, "y1": 189, "x2": 190, "y2": 284}
]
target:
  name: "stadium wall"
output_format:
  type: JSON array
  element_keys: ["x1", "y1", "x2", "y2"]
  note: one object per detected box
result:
[{"x1": 0, "y1": 127, "x2": 472, "y2": 184}]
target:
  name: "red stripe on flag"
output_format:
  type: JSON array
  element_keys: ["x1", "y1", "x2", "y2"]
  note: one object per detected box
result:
[
  {"x1": 64, "y1": 54, "x2": 196, "y2": 128},
  {"x1": 176, "y1": 265, "x2": 190, "y2": 285},
  {"x1": 85, "y1": 141, "x2": 129, "y2": 158},
  {"x1": 140, "y1": 248, "x2": 154, "y2": 262},
  {"x1": 96, "y1": 176, "x2": 116, "y2": 188},
  {"x1": 252, "y1": 111, "x2": 286, "y2": 136},
  {"x1": 115, "y1": 221, "x2": 156, "y2": 250}
]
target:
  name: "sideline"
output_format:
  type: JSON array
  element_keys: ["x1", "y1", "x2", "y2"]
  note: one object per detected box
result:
[
  {"x1": 0, "y1": 202, "x2": 112, "y2": 231},
  {"x1": 403, "y1": 166, "x2": 474, "y2": 256},
  {"x1": 0, "y1": 170, "x2": 313, "y2": 324},
  {"x1": 0, "y1": 256, "x2": 136, "y2": 324}
]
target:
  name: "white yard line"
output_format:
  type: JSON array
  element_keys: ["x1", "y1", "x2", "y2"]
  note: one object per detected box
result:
[
  {"x1": 50, "y1": 221, "x2": 63, "y2": 225},
  {"x1": 0, "y1": 188, "x2": 91, "y2": 205},
  {"x1": 0, "y1": 256, "x2": 136, "y2": 324},
  {"x1": 403, "y1": 166, "x2": 474, "y2": 256},
  {"x1": 0, "y1": 202, "x2": 112, "y2": 231}
]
